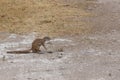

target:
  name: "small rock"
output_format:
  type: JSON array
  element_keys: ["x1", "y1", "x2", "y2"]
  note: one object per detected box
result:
[
  {"x1": 47, "y1": 51, "x2": 53, "y2": 53},
  {"x1": 109, "y1": 52, "x2": 112, "y2": 55},
  {"x1": 58, "y1": 53, "x2": 63, "y2": 58},
  {"x1": 58, "y1": 56, "x2": 62, "y2": 58},
  {"x1": 57, "y1": 48, "x2": 64, "y2": 52},
  {"x1": 27, "y1": 78, "x2": 32, "y2": 80},
  {"x1": 10, "y1": 61, "x2": 14, "y2": 63},
  {"x1": 45, "y1": 69, "x2": 52, "y2": 72},
  {"x1": 108, "y1": 73, "x2": 112, "y2": 77},
  {"x1": 2, "y1": 55, "x2": 6, "y2": 61}
]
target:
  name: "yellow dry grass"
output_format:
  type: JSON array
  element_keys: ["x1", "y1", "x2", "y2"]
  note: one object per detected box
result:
[{"x1": 0, "y1": 0, "x2": 95, "y2": 37}]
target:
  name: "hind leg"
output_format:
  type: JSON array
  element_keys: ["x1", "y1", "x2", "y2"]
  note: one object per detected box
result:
[
  {"x1": 32, "y1": 49, "x2": 38, "y2": 53},
  {"x1": 36, "y1": 49, "x2": 41, "y2": 53},
  {"x1": 33, "y1": 49, "x2": 42, "y2": 53}
]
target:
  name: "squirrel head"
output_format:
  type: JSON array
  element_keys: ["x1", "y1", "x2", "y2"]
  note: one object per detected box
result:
[{"x1": 43, "y1": 36, "x2": 51, "y2": 41}]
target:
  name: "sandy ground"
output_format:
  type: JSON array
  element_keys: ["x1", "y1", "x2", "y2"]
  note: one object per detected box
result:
[{"x1": 0, "y1": 0, "x2": 120, "y2": 80}]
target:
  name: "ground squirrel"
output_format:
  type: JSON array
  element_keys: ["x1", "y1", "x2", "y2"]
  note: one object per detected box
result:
[{"x1": 7, "y1": 36, "x2": 51, "y2": 54}]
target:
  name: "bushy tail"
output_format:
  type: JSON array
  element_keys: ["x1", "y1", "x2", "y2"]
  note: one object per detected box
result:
[{"x1": 7, "y1": 49, "x2": 31, "y2": 54}]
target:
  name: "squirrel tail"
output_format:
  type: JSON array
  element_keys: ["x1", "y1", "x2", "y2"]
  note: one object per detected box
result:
[{"x1": 7, "y1": 49, "x2": 31, "y2": 54}]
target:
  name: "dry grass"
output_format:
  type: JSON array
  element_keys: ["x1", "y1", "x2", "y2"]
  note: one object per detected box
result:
[{"x1": 0, "y1": 0, "x2": 95, "y2": 37}]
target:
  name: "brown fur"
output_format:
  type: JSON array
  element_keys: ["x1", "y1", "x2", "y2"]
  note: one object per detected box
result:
[{"x1": 7, "y1": 37, "x2": 51, "y2": 54}]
